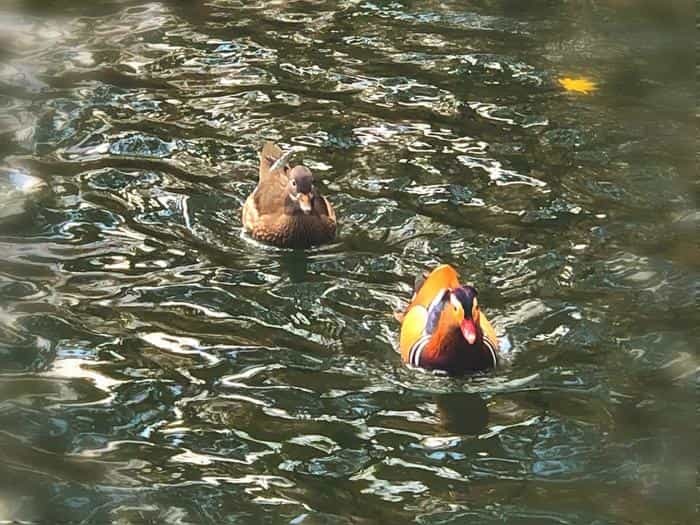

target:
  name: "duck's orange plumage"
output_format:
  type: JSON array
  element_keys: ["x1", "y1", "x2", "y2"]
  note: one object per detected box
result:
[{"x1": 397, "y1": 264, "x2": 499, "y2": 374}]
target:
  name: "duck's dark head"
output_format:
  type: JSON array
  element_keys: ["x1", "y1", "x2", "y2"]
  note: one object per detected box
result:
[
  {"x1": 287, "y1": 165, "x2": 315, "y2": 215},
  {"x1": 449, "y1": 285, "x2": 481, "y2": 345}
]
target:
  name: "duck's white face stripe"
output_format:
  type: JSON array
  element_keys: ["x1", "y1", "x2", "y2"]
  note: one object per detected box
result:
[{"x1": 449, "y1": 293, "x2": 461, "y2": 310}]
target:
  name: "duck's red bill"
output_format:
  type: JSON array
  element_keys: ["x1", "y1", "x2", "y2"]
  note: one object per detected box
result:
[{"x1": 460, "y1": 319, "x2": 477, "y2": 344}]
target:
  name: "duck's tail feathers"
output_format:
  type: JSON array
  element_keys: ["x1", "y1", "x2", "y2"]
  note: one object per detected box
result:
[
  {"x1": 260, "y1": 141, "x2": 283, "y2": 164},
  {"x1": 414, "y1": 271, "x2": 429, "y2": 294},
  {"x1": 259, "y1": 142, "x2": 284, "y2": 181}
]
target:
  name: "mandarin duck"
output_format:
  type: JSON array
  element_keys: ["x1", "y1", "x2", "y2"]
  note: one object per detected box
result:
[
  {"x1": 242, "y1": 142, "x2": 336, "y2": 248},
  {"x1": 396, "y1": 264, "x2": 499, "y2": 374}
]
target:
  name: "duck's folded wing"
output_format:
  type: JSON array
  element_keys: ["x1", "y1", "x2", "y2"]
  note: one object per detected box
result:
[
  {"x1": 312, "y1": 195, "x2": 336, "y2": 222},
  {"x1": 399, "y1": 305, "x2": 428, "y2": 362},
  {"x1": 399, "y1": 288, "x2": 450, "y2": 363},
  {"x1": 320, "y1": 196, "x2": 336, "y2": 222},
  {"x1": 242, "y1": 194, "x2": 260, "y2": 229},
  {"x1": 410, "y1": 264, "x2": 460, "y2": 310},
  {"x1": 397, "y1": 263, "x2": 456, "y2": 330}
]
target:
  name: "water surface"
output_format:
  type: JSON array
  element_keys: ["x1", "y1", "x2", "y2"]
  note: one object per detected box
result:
[{"x1": 0, "y1": 1, "x2": 696, "y2": 524}]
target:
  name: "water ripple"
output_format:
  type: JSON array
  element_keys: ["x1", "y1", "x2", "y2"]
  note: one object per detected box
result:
[{"x1": 0, "y1": 1, "x2": 694, "y2": 524}]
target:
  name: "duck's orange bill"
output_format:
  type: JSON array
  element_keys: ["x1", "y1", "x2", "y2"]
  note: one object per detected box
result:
[{"x1": 460, "y1": 319, "x2": 477, "y2": 345}]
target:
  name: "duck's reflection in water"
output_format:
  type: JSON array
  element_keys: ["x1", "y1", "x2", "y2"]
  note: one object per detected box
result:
[
  {"x1": 435, "y1": 392, "x2": 489, "y2": 436},
  {"x1": 279, "y1": 249, "x2": 309, "y2": 283}
]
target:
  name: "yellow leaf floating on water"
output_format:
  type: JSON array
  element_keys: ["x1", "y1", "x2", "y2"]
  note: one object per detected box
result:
[{"x1": 558, "y1": 77, "x2": 598, "y2": 94}]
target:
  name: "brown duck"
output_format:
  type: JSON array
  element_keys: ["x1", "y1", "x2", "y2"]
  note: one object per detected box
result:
[{"x1": 242, "y1": 142, "x2": 336, "y2": 248}]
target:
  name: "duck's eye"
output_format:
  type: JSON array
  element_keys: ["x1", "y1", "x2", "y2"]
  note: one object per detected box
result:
[
  {"x1": 449, "y1": 294, "x2": 461, "y2": 312},
  {"x1": 291, "y1": 180, "x2": 296, "y2": 187}
]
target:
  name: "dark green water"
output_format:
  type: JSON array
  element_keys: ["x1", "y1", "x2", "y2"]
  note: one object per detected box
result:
[{"x1": 0, "y1": 1, "x2": 696, "y2": 523}]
